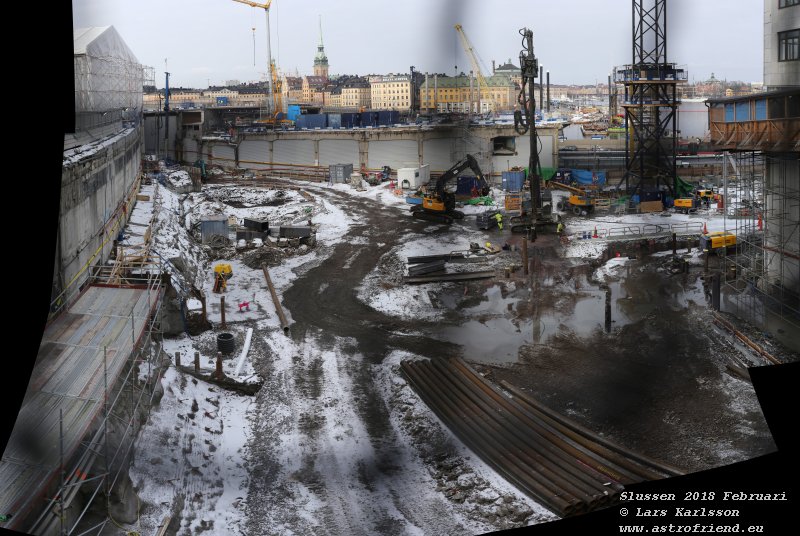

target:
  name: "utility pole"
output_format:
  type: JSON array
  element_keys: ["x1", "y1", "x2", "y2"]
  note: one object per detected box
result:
[{"x1": 164, "y1": 71, "x2": 171, "y2": 160}]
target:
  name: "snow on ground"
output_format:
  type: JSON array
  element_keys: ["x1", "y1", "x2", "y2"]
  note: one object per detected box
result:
[
  {"x1": 129, "y1": 339, "x2": 253, "y2": 535},
  {"x1": 166, "y1": 169, "x2": 193, "y2": 190},
  {"x1": 376, "y1": 350, "x2": 557, "y2": 529},
  {"x1": 356, "y1": 227, "x2": 490, "y2": 322},
  {"x1": 244, "y1": 328, "x2": 540, "y2": 535},
  {"x1": 592, "y1": 256, "x2": 635, "y2": 283},
  {"x1": 151, "y1": 187, "x2": 209, "y2": 291},
  {"x1": 126, "y1": 179, "x2": 362, "y2": 535},
  {"x1": 552, "y1": 189, "x2": 739, "y2": 260}
]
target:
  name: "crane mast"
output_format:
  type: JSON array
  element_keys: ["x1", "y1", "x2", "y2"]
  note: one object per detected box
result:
[
  {"x1": 231, "y1": 0, "x2": 275, "y2": 115},
  {"x1": 454, "y1": 24, "x2": 492, "y2": 116}
]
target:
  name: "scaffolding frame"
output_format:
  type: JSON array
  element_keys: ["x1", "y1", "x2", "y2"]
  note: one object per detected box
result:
[
  {"x1": 21, "y1": 262, "x2": 166, "y2": 536},
  {"x1": 615, "y1": 0, "x2": 688, "y2": 196},
  {"x1": 721, "y1": 150, "x2": 800, "y2": 337}
]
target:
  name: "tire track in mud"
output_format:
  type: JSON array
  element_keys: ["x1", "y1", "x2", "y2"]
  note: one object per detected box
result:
[
  {"x1": 246, "y1": 186, "x2": 485, "y2": 535},
  {"x1": 283, "y1": 187, "x2": 461, "y2": 363}
]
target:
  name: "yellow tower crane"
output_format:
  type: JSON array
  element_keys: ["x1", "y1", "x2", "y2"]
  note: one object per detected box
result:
[
  {"x1": 231, "y1": 0, "x2": 275, "y2": 114},
  {"x1": 454, "y1": 24, "x2": 493, "y2": 115}
]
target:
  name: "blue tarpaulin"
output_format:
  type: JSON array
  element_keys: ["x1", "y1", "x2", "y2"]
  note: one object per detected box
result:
[{"x1": 569, "y1": 169, "x2": 606, "y2": 185}]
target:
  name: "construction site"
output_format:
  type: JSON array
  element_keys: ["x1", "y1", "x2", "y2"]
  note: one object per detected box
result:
[{"x1": 1, "y1": 1, "x2": 798, "y2": 535}]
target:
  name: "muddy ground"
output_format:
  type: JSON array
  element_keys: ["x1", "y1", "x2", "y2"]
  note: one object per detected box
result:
[{"x1": 131, "y1": 179, "x2": 791, "y2": 535}]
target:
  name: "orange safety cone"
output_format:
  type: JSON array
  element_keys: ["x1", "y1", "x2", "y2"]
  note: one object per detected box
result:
[
  {"x1": 703, "y1": 222, "x2": 708, "y2": 234},
  {"x1": 757, "y1": 213, "x2": 763, "y2": 231},
  {"x1": 593, "y1": 226, "x2": 598, "y2": 238}
]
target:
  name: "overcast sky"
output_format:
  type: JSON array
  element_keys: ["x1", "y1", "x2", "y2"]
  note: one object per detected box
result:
[{"x1": 73, "y1": 0, "x2": 764, "y2": 89}]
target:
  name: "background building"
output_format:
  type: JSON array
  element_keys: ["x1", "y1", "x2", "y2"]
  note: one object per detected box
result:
[
  {"x1": 371, "y1": 74, "x2": 412, "y2": 111},
  {"x1": 420, "y1": 73, "x2": 517, "y2": 114},
  {"x1": 765, "y1": 0, "x2": 800, "y2": 90}
]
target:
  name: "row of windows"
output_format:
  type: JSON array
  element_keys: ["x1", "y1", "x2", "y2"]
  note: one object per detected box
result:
[
  {"x1": 778, "y1": 29, "x2": 799, "y2": 61},
  {"x1": 779, "y1": 0, "x2": 798, "y2": 8}
]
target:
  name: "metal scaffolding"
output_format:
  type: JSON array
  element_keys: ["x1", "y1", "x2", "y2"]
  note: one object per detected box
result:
[
  {"x1": 615, "y1": 0, "x2": 688, "y2": 196},
  {"x1": 721, "y1": 150, "x2": 800, "y2": 339},
  {"x1": 22, "y1": 265, "x2": 166, "y2": 536}
]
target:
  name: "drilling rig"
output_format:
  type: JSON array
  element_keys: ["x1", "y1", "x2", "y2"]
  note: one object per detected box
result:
[{"x1": 510, "y1": 28, "x2": 556, "y2": 235}]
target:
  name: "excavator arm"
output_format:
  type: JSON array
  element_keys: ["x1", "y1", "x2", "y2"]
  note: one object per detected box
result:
[{"x1": 432, "y1": 154, "x2": 489, "y2": 198}]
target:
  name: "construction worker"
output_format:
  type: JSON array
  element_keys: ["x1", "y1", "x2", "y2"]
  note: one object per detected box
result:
[
  {"x1": 557, "y1": 220, "x2": 564, "y2": 236},
  {"x1": 494, "y1": 212, "x2": 503, "y2": 230}
]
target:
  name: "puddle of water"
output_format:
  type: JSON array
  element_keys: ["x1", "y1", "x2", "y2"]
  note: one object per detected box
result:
[
  {"x1": 434, "y1": 258, "x2": 710, "y2": 365},
  {"x1": 439, "y1": 318, "x2": 530, "y2": 363},
  {"x1": 464, "y1": 285, "x2": 518, "y2": 314}
]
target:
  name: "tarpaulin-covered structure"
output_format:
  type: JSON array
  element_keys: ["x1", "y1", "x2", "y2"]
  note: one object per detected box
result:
[{"x1": 73, "y1": 26, "x2": 144, "y2": 128}]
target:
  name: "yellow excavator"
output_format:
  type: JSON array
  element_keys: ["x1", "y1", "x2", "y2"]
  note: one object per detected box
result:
[
  {"x1": 547, "y1": 178, "x2": 599, "y2": 216},
  {"x1": 410, "y1": 154, "x2": 490, "y2": 224}
]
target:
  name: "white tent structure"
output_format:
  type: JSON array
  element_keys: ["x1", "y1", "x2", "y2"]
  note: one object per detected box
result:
[{"x1": 73, "y1": 26, "x2": 143, "y2": 126}]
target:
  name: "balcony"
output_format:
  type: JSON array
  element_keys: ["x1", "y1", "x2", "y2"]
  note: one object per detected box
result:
[{"x1": 707, "y1": 89, "x2": 800, "y2": 152}]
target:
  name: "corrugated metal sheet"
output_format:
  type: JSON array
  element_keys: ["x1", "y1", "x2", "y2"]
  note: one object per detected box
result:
[
  {"x1": 201, "y1": 216, "x2": 229, "y2": 243},
  {"x1": 422, "y1": 138, "x2": 454, "y2": 172},
  {"x1": 501, "y1": 170, "x2": 525, "y2": 191},
  {"x1": 274, "y1": 139, "x2": 315, "y2": 165},
  {"x1": 319, "y1": 140, "x2": 359, "y2": 167},
  {"x1": 329, "y1": 164, "x2": 354, "y2": 183},
  {"x1": 239, "y1": 140, "x2": 270, "y2": 169},
  {"x1": 368, "y1": 140, "x2": 418, "y2": 169},
  {"x1": 211, "y1": 143, "x2": 236, "y2": 167}
]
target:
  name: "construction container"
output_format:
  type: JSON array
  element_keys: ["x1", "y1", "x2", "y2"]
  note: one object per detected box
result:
[
  {"x1": 216, "y1": 96, "x2": 229, "y2": 106},
  {"x1": 296, "y1": 114, "x2": 328, "y2": 129},
  {"x1": 327, "y1": 113, "x2": 342, "y2": 129},
  {"x1": 456, "y1": 175, "x2": 481, "y2": 195},
  {"x1": 243, "y1": 218, "x2": 269, "y2": 232},
  {"x1": 398, "y1": 165, "x2": 430, "y2": 189},
  {"x1": 360, "y1": 111, "x2": 378, "y2": 127},
  {"x1": 200, "y1": 215, "x2": 229, "y2": 244},
  {"x1": 501, "y1": 170, "x2": 525, "y2": 192},
  {"x1": 378, "y1": 110, "x2": 399, "y2": 126},
  {"x1": 329, "y1": 163, "x2": 354, "y2": 183},
  {"x1": 287, "y1": 104, "x2": 301, "y2": 121},
  {"x1": 341, "y1": 112, "x2": 358, "y2": 129},
  {"x1": 279, "y1": 226, "x2": 313, "y2": 238}
]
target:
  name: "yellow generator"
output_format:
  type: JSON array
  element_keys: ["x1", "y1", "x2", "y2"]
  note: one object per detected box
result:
[
  {"x1": 700, "y1": 232, "x2": 736, "y2": 254},
  {"x1": 674, "y1": 197, "x2": 699, "y2": 214},
  {"x1": 213, "y1": 263, "x2": 233, "y2": 293}
]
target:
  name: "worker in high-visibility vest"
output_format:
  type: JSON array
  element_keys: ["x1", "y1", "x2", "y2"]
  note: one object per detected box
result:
[
  {"x1": 557, "y1": 221, "x2": 564, "y2": 235},
  {"x1": 494, "y1": 212, "x2": 503, "y2": 230}
]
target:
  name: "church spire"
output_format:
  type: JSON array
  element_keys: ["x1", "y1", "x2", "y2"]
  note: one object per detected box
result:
[{"x1": 313, "y1": 14, "x2": 329, "y2": 79}]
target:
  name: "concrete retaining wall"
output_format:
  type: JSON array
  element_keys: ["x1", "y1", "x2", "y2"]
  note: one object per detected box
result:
[{"x1": 57, "y1": 127, "x2": 142, "y2": 297}]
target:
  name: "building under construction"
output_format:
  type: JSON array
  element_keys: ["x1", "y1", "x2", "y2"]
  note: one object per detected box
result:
[{"x1": 705, "y1": 0, "x2": 799, "y2": 350}]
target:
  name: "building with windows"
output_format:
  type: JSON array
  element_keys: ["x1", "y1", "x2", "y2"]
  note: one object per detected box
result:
[
  {"x1": 419, "y1": 73, "x2": 517, "y2": 114},
  {"x1": 370, "y1": 74, "x2": 412, "y2": 111},
  {"x1": 704, "y1": 0, "x2": 799, "y2": 351},
  {"x1": 302, "y1": 76, "x2": 327, "y2": 105},
  {"x1": 493, "y1": 59, "x2": 523, "y2": 87},
  {"x1": 341, "y1": 77, "x2": 371, "y2": 109},
  {"x1": 282, "y1": 75, "x2": 303, "y2": 104},
  {"x1": 766, "y1": 0, "x2": 800, "y2": 89}
]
